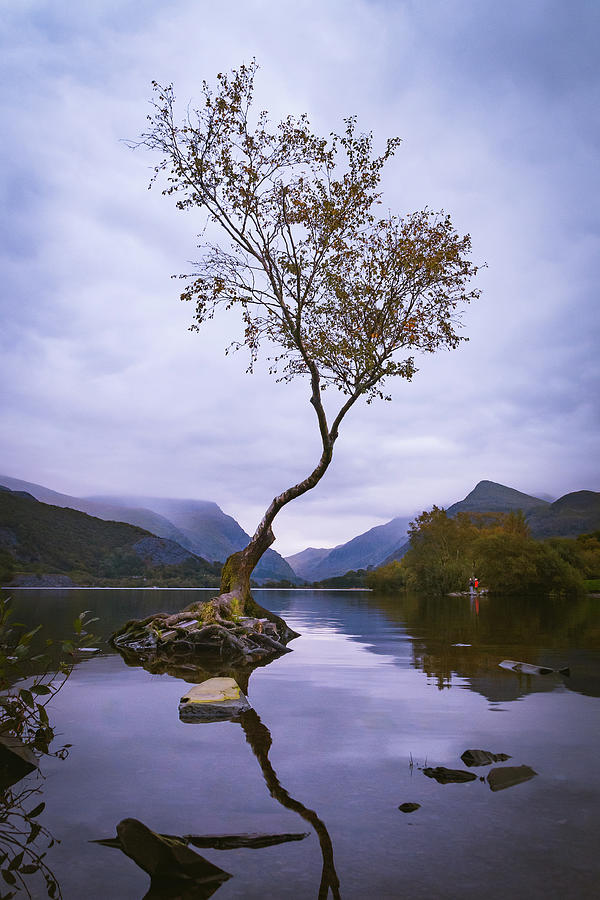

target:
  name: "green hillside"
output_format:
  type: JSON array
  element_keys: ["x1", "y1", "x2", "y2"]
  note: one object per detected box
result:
[
  {"x1": 526, "y1": 491, "x2": 600, "y2": 539},
  {"x1": 0, "y1": 488, "x2": 221, "y2": 586}
]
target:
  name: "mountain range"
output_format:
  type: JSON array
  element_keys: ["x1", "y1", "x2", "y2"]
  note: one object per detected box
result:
[
  {"x1": 0, "y1": 475, "x2": 298, "y2": 584},
  {"x1": 286, "y1": 516, "x2": 413, "y2": 582},
  {"x1": 1, "y1": 474, "x2": 598, "y2": 585},
  {"x1": 286, "y1": 480, "x2": 600, "y2": 578}
]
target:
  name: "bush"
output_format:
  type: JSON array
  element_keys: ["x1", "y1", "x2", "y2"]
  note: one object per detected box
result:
[{"x1": 365, "y1": 561, "x2": 407, "y2": 592}]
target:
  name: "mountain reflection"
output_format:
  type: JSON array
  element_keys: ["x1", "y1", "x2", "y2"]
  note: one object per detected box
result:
[{"x1": 359, "y1": 592, "x2": 600, "y2": 701}]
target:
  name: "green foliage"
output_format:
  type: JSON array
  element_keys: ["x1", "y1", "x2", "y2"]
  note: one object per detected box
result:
[
  {"x1": 365, "y1": 561, "x2": 407, "y2": 592},
  {"x1": 0, "y1": 490, "x2": 148, "y2": 576},
  {"x1": 402, "y1": 507, "x2": 479, "y2": 595},
  {"x1": 574, "y1": 532, "x2": 600, "y2": 578},
  {"x1": 0, "y1": 599, "x2": 98, "y2": 754},
  {"x1": 0, "y1": 781, "x2": 61, "y2": 899},
  {"x1": 400, "y1": 507, "x2": 585, "y2": 596},
  {"x1": 0, "y1": 596, "x2": 99, "y2": 897},
  {"x1": 149, "y1": 557, "x2": 221, "y2": 587},
  {"x1": 0, "y1": 550, "x2": 14, "y2": 586},
  {"x1": 99, "y1": 549, "x2": 146, "y2": 579},
  {"x1": 312, "y1": 569, "x2": 368, "y2": 588},
  {"x1": 474, "y1": 532, "x2": 584, "y2": 596}
]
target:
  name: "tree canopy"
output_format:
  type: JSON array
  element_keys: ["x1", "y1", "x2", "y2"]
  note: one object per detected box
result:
[{"x1": 142, "y1": 62, "x2": 480, "y2": 407}]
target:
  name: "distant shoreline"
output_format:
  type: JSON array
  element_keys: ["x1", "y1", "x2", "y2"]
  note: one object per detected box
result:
[{"x1": 3, "y1": 585, "x2": 372, "y2": 592}]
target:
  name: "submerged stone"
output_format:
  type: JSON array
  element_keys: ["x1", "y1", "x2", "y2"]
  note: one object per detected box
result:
[
  {"x1": 185, "y1": 831, "x2": 309, "y2": 850},
  {"x1": 179, "y1": 677, "x2": 251, "y2": 722},
  {"x1": 423, "y1": 767, "x2": 477, "y2": 784},
  {"x1": 398, "y1": 802, "x2": 421, "y2": 813},
  {"x1": 487, "y1": 765, "x2": 537, "y2": 792},
  {"x1": 499, "y1": 659, "x2": 570, "y2": 677},
  {"x1": 98, "y1": 817, "x2": 232, "y2": 894},
  {"x1": 0, "y1": 734, "x2": 39, "y2": 790},
  {"x1": 461, "y1": 749, "x2": 512, "y2": 767}
]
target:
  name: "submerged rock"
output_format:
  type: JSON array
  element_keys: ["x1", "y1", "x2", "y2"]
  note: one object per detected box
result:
[
  {"x1": 422, "y1": 767, "x2": 477, "y2": 784},
  {"x1": 0, "y1": 734, "x2": 39, "y2": 790},
  {"x1": 185, "y1": 832, "x2": 309, "y2": 850},
  {"x1": 499, "y1": 659, "x2": 570, "y2": 677},
  {"x1": 461, "y1": 749, "x2": 512, "y2": 767},
  {"x1": 96, "y1": 817, "x2": 231, "y2": 898},
  {"x1": 398, "y1": 802, "x2": 421, "y2": 813},
  {"x1": 487, "y1": 765, "x2": 537, "y2": 792}
]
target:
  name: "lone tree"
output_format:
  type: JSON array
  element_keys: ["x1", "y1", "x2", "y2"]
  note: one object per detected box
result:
[{"x1": 140, "y1": 61, "x2": 481, "y2": 613}]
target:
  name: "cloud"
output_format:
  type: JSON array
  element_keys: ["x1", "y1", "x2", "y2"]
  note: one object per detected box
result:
[{"x1": 1, "y1": 0, "x2": 598, "y2": 556}]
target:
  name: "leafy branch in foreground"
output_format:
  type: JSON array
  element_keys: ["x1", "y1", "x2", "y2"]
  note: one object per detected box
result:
[
  {"x1": 0, "y1": 601, "x2": 98, "y2": 757},
  {"x1": 136, "y1": 59, "x2": 481, "y2": 617},
  {"x1": 0, "y1": 598, "x2": 99, "y2": 898},
  {"x1": 0, "y1": 783, "x2": 59, "y2": 899}
]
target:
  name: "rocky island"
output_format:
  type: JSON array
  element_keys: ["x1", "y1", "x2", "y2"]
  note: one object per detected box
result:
[{"x1": 111, "y1": 592, "x2": 300, "y2": 670}]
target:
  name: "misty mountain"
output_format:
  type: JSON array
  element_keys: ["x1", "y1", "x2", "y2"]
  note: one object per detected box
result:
[
  {"x1": 0, "y1": 475, "x2": 298, "y2": 584},
  {"x1": 0, "y1": 475, "x2": 193, "y2": 548},
  {"x1": 285, "y1": 546, "x2": 332, "y2": 579},
  {"x1": 286, "y1": 516, "x2": 413, "y2": 581},
  {"x1": 0, "y1": 486, "x2": 220, "y2": 585},
  {"x1": 88, "y1": 493, "x2": 299, "y2": 584}
]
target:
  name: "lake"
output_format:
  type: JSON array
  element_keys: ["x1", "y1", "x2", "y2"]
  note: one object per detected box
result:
[{"x1": 5, "y1": 587, "x2": 600, "y2": 898}]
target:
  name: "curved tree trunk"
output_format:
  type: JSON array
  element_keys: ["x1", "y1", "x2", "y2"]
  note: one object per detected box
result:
[
  {"x1": 218, "y1": 445, "x2": 333, "y2": 622},
  {"x1": 218, "y1": 368, "x2": 367, "y2": 626}
]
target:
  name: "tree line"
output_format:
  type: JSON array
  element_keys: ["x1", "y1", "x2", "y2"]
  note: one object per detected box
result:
[{"x1": 366, "y1": 507, "x2": 600, "y2": 596}]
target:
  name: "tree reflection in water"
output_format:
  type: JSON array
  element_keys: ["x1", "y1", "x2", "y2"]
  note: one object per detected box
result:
[
  {"x1": 238, "y1": 707, "x2": 341, "y2": 900},
  {"x1": 96, "y1": 677, "x2": 341, "y2": 898}
]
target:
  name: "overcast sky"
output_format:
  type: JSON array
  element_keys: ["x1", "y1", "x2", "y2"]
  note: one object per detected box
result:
[{"x1": 1, "y1": 0, "x2": 598, "y2": 555}]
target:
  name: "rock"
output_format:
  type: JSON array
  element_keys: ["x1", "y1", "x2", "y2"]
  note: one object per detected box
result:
[
  {"x1": 487, "y1": 765, "x2": 537, "y2": 792},
  {"x1": 422, "y1": 767, "x2": 477, "y2": 784},
  {"x1": 158, "y1": 630, "x2": 178, "y2": 643},
  {"x1": 461, "y1": 749, "x2": 512, "y2": 767},
  {"x1": 0, "y1": 735, "x2": 39, "y2": 790},
  {"x1": 104, "y1": 818, "x2": 232, "y2": 893},
  {"x1": 185, "y1": 832, "x2": 309, "y2": 850},
  {"x1": 398, "y1": 803, "x2": 421, "y2": 813},
  {"x1": 179, "y1": 677, "x2": 251, "y2": 722},
  {"x1": 499, "y1": 659, "x2": 570, "y2": 676},
  {"x1": 113, "y1": 625, "x2": 157, "y2": 653}
]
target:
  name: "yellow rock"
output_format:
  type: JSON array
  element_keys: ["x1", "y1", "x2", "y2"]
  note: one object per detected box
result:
[{"x1": 179, "y1": 677, "x2": 251, "y2": 721}]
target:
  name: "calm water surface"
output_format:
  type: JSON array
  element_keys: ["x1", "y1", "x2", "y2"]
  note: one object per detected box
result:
[{"x1": 7, "y1": 588, "x2": 600, "y2": 899}]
